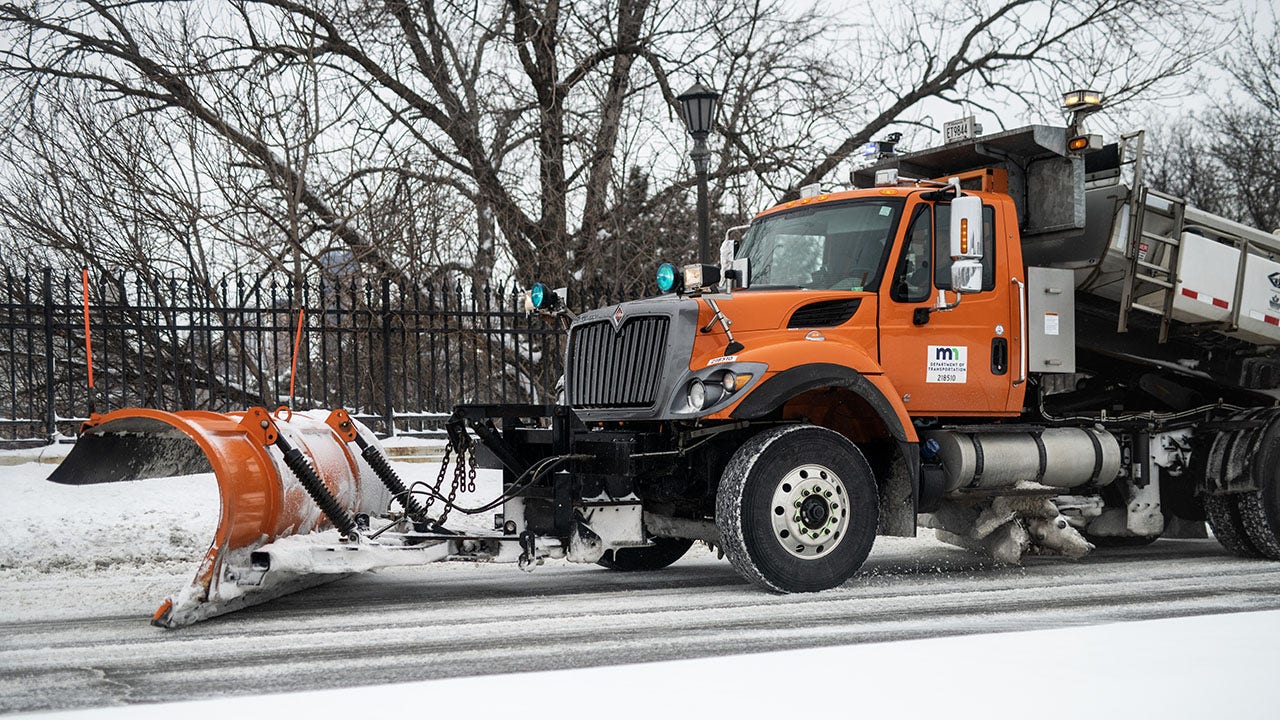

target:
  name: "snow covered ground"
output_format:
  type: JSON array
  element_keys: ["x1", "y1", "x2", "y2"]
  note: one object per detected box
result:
[
  {"x1": 3, "y1": 454, "x2": 1280, "y2": 717},
  {"x1": 23, "y1": 609, "x2": 1280, "y2": 720}
]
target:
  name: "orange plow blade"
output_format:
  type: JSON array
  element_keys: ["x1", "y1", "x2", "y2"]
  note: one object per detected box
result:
[{"x1": 48, "y1": 407, "x2": 390, "y2": 627}]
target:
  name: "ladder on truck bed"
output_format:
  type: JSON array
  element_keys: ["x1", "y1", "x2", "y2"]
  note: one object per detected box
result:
[{"x1": 1116, "y1": 131, "x2": 1188, "y2": 343}]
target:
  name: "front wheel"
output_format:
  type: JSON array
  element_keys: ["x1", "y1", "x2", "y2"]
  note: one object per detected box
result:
[{"x1": 716, "y1": 425, "x2": 878, "y2": 592}]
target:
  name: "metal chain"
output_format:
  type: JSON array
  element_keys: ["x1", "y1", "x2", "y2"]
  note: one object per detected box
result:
[
  {"x1": 402, "y1": 428, "x2": 480, "y2": 529},
  {"x1": 419, "y1": 440, "x2": 451, "y2": 520},
  {"x1": 436, "y1": 433, "x2": 472, "y2": 527},
  {"x1": 466, "y1": 445, "x2": 477, "y2": 493}
]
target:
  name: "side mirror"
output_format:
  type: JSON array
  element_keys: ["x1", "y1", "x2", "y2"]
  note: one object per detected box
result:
[
  {"x1": 718, "y1": 225, "x2": 752, "y2": 292},
  {"x1": 727, "y1": 257, "x2": 749, "y2": 289},
  {"x1": 950, "y1": 260, "x2": 983, "y2": 293},
  {"x1": 949, "y1": 195, "x2": 984, "y2": 294},
  {"x1": 719, "y1": 236, "x2": 735, "y2": 271}
]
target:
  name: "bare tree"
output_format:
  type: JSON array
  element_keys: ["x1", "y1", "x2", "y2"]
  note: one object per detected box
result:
[
  {"x1": 1207, "y1": 9, "x2": 1280, "y2": 232},
  {"x1": 788, "y1": 0, "x2": 1223, "y2": 196},
  {"x1": 1143, "y1": 117, "x2": 1236, "y2": 218},
  {"x1": 0, "y1": 0, "x2": 1227, "y2": 291},
  {"x1": 1142, "y1": 9, "x2": 1279, "y2": 233}
]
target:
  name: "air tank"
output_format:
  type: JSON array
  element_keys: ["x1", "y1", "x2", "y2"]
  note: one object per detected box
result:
[{"x1": 923, "y1": 427, "x2": 1121, "y2": 493}]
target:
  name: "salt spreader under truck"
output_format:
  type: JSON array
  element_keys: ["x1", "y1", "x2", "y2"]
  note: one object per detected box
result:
[
  {"x1": 501, "y1": 122, "x2": 1280, "y2": 591},
  {"x1": 49, "y1": 122, "x2": 1280, "y2": 625}
]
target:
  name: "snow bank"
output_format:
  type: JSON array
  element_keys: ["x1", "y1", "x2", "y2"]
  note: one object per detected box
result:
[
  {"x1": 378, "y1": 435, "x2": 448, "y2": 450},
  {"x1": 0, "y1": 464, "x2": 219, "y2": 574},
  {"x1": 0, "y1": 442, "x2": 73, "y2": 465},
  {"x1": 0, "y1": 456, "x2": 501, "y2": 576}
]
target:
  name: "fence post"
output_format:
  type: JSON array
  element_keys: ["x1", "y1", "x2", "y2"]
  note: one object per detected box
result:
[
  {"x1": 381, "y1": 276, "x2": 395, "y2": 437},
  {"x1": 41, "y1": 268, "x2": 56, "y2": 440}
]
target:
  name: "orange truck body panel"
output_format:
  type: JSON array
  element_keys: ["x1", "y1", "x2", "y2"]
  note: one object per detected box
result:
[{"x1": 694, "y1": 186, "x2": 1027, "y2": 428}]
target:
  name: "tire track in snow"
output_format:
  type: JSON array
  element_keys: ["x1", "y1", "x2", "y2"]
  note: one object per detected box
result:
[{"x1": 3, "y1": 538, "x2": 1280, "y2": 713}]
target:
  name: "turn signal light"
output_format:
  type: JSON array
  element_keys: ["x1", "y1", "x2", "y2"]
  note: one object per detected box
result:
[
  {"x1": 959, "y1": 218, "x2": 969, "y2": 255},
  {"x1": 1068, "y1": 134, "x2": 1102, "y2": 153}
]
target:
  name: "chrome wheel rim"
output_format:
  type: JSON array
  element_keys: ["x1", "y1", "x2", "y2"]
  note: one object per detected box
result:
[{"x1": 768, "y1": 463, "x2": 849, "y2": 560}]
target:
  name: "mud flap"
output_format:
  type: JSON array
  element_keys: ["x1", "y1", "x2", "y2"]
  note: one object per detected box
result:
[{"x1": 49, "y1": 408, "x2": 390, "y2": 627}]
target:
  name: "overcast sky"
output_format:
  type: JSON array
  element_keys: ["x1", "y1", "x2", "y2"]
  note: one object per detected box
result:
[{"x1": 783, "y1": 0, "x2": 1275, "y2": 155}]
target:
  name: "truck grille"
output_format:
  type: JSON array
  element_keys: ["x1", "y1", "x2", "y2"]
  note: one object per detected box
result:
[{"x1": 567, "y1": 316, "x2": 669, "y2": 408}]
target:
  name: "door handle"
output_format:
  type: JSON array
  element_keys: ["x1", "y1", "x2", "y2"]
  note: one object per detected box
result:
[{"x1": 991, "y1": 337, "x2": 1008, "y2": 375}]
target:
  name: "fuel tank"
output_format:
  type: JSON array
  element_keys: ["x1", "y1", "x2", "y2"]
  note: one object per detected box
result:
[{"x1": 924, "y1": 427, "x2": 1121, "y2": 492}]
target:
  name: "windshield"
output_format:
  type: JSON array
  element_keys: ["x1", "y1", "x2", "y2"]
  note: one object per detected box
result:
[{"x1": 737, "y1": 199, "x2": 905, "y2": 291}]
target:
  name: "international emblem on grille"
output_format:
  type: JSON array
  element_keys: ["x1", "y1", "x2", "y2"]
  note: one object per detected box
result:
[{"x1": 610, "y1": 305, "x2": 625, "y2": 331}]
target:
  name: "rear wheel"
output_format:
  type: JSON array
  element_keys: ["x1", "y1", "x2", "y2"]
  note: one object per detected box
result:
[
  {"x1": 1233, "y1": 415, "x2": 1280, "y2": 558},
  {"x1": 597, "y1": 537, "x2": 694, "y2": 571},
  {"x1": 1202, "y1": 408, "x2": 1280, "y2": 558},
  {"x1": 1205, "y1": 494, "x2": 1262, "y2": 557},
  {"x1": 716, "y1": 425, "x2": 878, "y2": 593}
]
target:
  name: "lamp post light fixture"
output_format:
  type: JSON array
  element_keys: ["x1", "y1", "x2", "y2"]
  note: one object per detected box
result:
[{"x1": 677, "y1": 79, "x2": 720, "y2": 265}]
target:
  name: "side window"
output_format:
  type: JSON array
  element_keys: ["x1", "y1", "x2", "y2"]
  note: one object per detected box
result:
[
  {"x1": 935, "y1": 204, "x2": 997, "y2": 291},
  {"x1": 891, "y1": 207, "x2": 933, "y2": 302}
]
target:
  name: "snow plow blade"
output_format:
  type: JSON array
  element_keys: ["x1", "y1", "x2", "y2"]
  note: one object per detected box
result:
[{"x1": 48, "y1": 407, "x2": 389, "y2": 628}]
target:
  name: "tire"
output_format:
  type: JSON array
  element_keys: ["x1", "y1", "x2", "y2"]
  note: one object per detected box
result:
[
  {"x1": 1233, "y1": 411, "x2": 1280, "y2": 559},
  {"x1": 597, "y1": 537, "x2": 694, "y2": 571},
  {"x1": 716, "y1": 425, "x2": 878, "y2": 593},
  {"x1": 1204, "y1": 494, "x2": 1262, "y2": 557},
  {"x1": 1199, "y1": 409, "x2": 1280, "y2": 559}
]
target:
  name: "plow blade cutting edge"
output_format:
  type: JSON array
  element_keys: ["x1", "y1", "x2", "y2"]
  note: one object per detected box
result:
[{"x1": 48, "y1": 407, "x2": 391, "y2": 628}]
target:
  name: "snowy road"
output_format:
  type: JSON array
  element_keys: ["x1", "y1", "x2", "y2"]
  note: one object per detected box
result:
[
  {"x1": 5, "y1": 537, "x2": 1280, "y2": 714},
  {"x1": 5, "y1": 456, "x2": 1280, "y2": 714}
]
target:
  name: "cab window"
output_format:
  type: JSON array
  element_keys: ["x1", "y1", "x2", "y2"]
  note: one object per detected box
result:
[
  {"x1": 890, "y1": 207, "x2": 933, "y2": 303},
  {"x1": 737, "y1": 199, "x2": 905, "y2": 291}
]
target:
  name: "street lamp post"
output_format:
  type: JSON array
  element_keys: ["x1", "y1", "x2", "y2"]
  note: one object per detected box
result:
[{"x1": 677, "y1": 80, "x2": 720, "y2": 265}]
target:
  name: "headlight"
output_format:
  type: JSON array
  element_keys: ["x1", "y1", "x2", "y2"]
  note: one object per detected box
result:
[
  {"x1": 687, "y1": 379, "x2": 706, "y2": 410},
  {"x1": 671, "y1": 363, "x2": 766, "y2": 415},
  {"x1": 683, "y1": 263, "x2": 720, "y2": 291},
  {"x1": 687, "y1": 377, "x2": 725, "y2": 411},
  {"x1": 720, "y1": 370, "x2": 736, "y2": 393},
  {"x1": 530, "y1": 282, "x2": 547, "y2": 309}
]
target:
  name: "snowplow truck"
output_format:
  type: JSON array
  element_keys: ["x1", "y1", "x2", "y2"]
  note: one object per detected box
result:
[{"x1": 50, "y1": 124, "x2": 1280, "y2": 625}]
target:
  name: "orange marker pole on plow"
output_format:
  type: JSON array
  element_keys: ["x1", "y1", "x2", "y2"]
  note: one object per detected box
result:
[
  {"x1": 288, "y1": 308, "x2": 304, "y2": 408},
  {"x1": 81, "y1": 269, "x2": 95, "y2": 416}
]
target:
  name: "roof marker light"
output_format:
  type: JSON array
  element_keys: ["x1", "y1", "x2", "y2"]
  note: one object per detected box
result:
[{"x1": 656, "y1": 263, "x2": 678, "y2": 294}]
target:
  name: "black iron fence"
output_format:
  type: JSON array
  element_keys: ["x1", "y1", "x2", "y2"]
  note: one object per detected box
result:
[{"x1": 0, "y1": 267, "x2": 617, "y2": 444}]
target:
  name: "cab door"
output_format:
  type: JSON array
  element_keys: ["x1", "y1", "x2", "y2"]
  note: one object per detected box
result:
[{"x1": 877, "y1": 196, "x2": 1017, "y2": 416}]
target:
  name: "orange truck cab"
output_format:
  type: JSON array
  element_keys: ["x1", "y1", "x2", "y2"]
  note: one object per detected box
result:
[
  {"x1": 461, "y1": 124, "x2": 1280, "y2": 593},
  {"x1": 699, "y1": 180, "x2": 1026, "y2": 423}
]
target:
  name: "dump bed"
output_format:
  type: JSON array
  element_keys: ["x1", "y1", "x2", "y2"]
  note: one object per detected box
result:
[{"x1": 1078, "y1": 187, "x2": 1280, "y2": 345}]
